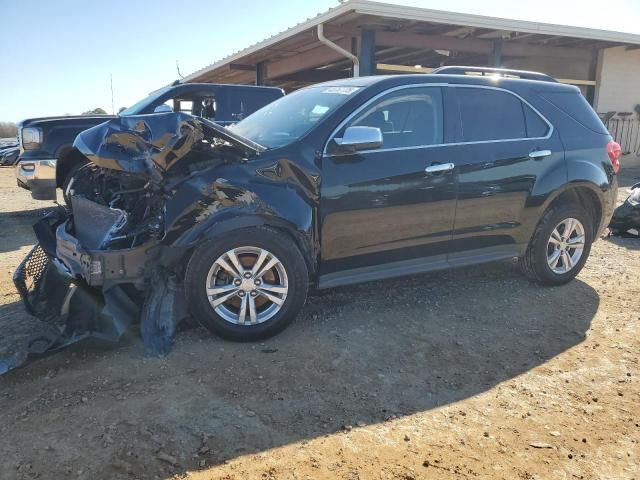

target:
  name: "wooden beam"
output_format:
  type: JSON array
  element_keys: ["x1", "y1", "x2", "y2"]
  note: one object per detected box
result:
[
  {"x1": 475, "y1": 30, "x2": 509, "y2": 39},
  {"x1": 264, "y1": 38, "x2": 352, "y2": 79},
  {"x1": 503, "y1": 41, "x2": 593, "y2": 59},
  {"x1": 360, "y1": 29, "x2": 377, "y2": 76},
  {"x1": 256, "y1": 62, "x2": 265, "y2": 86},
  {"x1": 228, "y1": 63, "x2": 256, "y2": 71},
  {"x1": 377, "y1": 63, "x2": 434, "y2": 73},
  {"x1": 376, "y1": 30, "x2": 492, "y2": 55},
  {"x1": 275, "y1": 69, "x2": 351, "y2": 82},
  {"x1": 324, "y1": 26, "x2": 594, "y2": 60},
  {"x1": 491, "y1": 39, "x2": 503, "y2": 66},
  {"x1": 557, "y1": 78, "x2": 597, "y2": 86},
  {"x1": 442, "y1": 26, "x2": 476, "y2": 37}
]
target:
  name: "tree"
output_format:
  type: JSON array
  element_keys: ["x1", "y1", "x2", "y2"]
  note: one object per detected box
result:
[{"x1": 82, "y1": 107, "x2": 108, "y2": 115}]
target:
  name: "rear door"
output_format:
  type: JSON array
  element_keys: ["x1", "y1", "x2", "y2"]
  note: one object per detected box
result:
[
  {"x1": 448, "y1": 85, "x2": 564, "y2": 264},
  {"x1": 319, "y1": 85, "x2": 458, "y2": 286}
]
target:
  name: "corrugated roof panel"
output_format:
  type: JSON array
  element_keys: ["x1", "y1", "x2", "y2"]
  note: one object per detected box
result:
[{"x1": 182, "y1": 0, "x2": 640, "y2": 83}]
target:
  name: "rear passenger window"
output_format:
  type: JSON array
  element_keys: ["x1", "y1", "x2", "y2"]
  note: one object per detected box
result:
[
  {"x1": 457, "y1": 88, "x2": 547, "y2": 141},
  {"x1": 523, "y1": 104, "x2": 549, "y2": 138},
  {"x1": 344, "y1": 87, "x2": 443, "y2": 149}
]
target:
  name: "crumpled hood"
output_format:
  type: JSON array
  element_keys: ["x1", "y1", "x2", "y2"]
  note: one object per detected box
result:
[{"x1": 73, "y1": 112, "x2": 264, "y2": 174}]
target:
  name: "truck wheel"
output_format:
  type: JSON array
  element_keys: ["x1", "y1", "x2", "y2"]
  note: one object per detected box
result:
[
  {"x1": 519, "y1": 203, "x2": 593, "y2": 286},
  {"x1": 62, "y1": 160, "x2": 89, "y2": 206},
  {"x1": 184, "y1": 227, "x2": 309, "y2": 341}
]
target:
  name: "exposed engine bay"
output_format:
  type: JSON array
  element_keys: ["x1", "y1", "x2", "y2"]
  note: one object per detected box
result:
[{"x1": 68, "y1": 166, "x2": 163, "y2": 251}]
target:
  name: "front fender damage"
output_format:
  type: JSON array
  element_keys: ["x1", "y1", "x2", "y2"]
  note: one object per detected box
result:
[{"x1": 5, "y1": 111, "x2": 316, "y2": 374}]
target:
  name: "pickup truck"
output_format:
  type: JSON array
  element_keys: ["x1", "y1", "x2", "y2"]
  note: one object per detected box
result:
[{"x1": 15, "y1": 83, "x2": 284, "y2": 201}]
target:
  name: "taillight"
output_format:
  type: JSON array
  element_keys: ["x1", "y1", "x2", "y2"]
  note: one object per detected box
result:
[{"x1": 607, "y1": 140, "x2": 621, "y2": 174}]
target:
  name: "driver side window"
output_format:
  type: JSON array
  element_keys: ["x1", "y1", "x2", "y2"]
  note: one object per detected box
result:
[{"x1": 340, "y1": 87, "x2": 443, "y2": 150}]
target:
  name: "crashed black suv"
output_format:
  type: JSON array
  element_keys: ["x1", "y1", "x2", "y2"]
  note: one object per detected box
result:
[{"x1": 13, "y1": 67, "x2": 619, "y2": 366}]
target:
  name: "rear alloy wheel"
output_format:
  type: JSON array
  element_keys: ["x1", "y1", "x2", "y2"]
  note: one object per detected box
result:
[
  {"x1": 520, "y1": 204, "x2": 593, "y2": 286},
  {"x1": 185, "y1": 228, "x2": 308, "y2": 341},
  {"x1": 546, "y1": 218, "x2": 585, "y2": 274}
]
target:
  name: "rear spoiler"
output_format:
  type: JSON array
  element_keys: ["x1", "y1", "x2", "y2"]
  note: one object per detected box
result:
[{"x1": 433, "y1": 66, "x2": 557, "y2": 83}]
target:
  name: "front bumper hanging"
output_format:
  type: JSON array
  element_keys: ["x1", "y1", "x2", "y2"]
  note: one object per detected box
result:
[
  {"x1": 2, "y1": 241, "x2": 139, "y2": 375},
  {"x1": 2, "y1": 210, "x2": 189, "y2": 375}
]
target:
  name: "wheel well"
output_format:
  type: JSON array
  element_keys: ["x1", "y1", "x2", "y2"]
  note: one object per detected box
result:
[
  {"x1": 268, "y1": 225, "x2": 317, "y2": 278},
  {"x1": 56, "y1": 147, "x2": 89, "y2": 187},
  {"x1": 548, "y1": 187, "x2": 602, "y2": 236},
  {"x1": 175, "y1": 224, "x2": 317, "y2": 283}
]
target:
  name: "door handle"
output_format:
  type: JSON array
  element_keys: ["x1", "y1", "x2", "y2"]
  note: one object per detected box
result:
[
  {"x1": 529, "y1": 149, "x2": 552, "y2": 159},
  {"x1": 425, "y1": 162, "x2": 455, "y2": 173}
]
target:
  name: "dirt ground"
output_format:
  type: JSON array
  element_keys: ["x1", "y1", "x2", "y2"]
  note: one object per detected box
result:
[{"x1": 0, "y1": 165, "x2": 638, "y2": 480}]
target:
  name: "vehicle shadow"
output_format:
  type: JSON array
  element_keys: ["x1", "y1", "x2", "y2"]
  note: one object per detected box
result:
[
  {"x1": 0, "y1": 208, "x2": 56, "y2": 255},
  {"x1": 604, "y1": 233, "x2": 640, "y2": 250},
  {"x1": 0, "y1": 300, "x2": 51, "y2": 372},
  {"x1": 618, "y1": 166, "x2": 640, "y2": 188},
  {"x1": 0, "y1": 261, "x2": 599, "y2": 479}
]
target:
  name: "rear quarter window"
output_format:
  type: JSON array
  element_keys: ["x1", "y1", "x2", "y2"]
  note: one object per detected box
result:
[{"x1": 538, "y1": 91, "x2": 609, "y2": 135}]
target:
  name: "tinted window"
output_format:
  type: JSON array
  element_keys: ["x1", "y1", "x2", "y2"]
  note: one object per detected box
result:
[
  {"x1": 458, "y1": 88, "x2": 526, "y2": 141},
  {"x1": 539, "y1": 91, "x2": 608, "y2": 134},
  {"x1": 231, "y1": 86, "x2": 360, "y2": 149},
  {"x1": 217, "y1": 89, "x2": 282, "y2": 122},
  {"x1": 341, "y1": 87, "x2": 443, "y2": 149},
  {"x1": 523, "y1": 104, "x2": 549, "y2": 138}
]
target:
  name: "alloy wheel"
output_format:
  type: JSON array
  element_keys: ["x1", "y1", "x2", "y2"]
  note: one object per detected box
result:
[
  {"x1": 546, "y1": 217, "x2": 585, "y2": 274},
  {"x1": 206, "y1": 247, "x2": 289, "y2": 325}
]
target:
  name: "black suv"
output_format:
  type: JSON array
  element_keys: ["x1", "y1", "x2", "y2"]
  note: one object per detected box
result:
[{"x1": 15, "y1": 67, "x2": 619, "y2": 358}]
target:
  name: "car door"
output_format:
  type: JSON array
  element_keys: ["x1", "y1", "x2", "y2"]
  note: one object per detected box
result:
[
  {"x1": 448, "y1": 85, "x2": 565, "y2": 264},
  {"x1": 318, "y1": 85, "x2": 457, "y2": 287}
]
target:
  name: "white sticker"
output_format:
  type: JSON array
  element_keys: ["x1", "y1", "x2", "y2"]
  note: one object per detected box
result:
[{"x1": 322, "y1": 87, "x2": 360, "y2": 95}]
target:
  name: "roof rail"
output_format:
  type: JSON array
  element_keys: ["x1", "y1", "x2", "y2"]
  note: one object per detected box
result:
[{"x1": 432, "y1": 66, "x2": 557, "y2": 83}]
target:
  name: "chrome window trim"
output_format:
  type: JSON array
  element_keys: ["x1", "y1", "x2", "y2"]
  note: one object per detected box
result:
[{"x1": 323, "y1": 83, "x2": 554, "y2": 157}]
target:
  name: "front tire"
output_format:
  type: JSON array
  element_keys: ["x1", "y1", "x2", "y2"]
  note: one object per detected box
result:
[
  {"x1": 184, "y1": 227, "x2": 309, "y2": 341},
  {"x1": 519, "y1": 203, "x2": 593, "y2": 286},
  {"x1": 61, "y1": 160, "x2": 89, "y2": 206}
]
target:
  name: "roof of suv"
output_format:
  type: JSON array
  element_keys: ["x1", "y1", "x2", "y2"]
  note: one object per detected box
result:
[{"x1": 315, "y1": 73, "x2": 580, "y2": 93}]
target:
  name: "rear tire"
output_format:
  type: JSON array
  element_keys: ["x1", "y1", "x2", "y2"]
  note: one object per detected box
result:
[
  {"x1": 519, "y1": 203, "x2": 593, "y2": 286},
  {"x1": 184, "y1": 227, "x2": 309, "y2": 341}
]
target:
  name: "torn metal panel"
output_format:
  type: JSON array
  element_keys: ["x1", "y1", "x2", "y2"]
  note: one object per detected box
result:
[{"x1": 140, "y1": 272, "x2": 189, "y2": 357}]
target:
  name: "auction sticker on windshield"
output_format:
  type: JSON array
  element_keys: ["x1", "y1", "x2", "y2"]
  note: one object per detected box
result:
[{"x1": 322, "y1": 87, "x2": 361, "y2": 95}]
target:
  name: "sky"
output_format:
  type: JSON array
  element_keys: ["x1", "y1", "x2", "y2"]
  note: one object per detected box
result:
[{"x1": 1, "y1": 0, "x2": 639, "y2": 122}]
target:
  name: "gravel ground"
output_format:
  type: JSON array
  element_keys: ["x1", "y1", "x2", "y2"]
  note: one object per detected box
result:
[{"x1": 0, "y1": 165, "x2": 638, "y2": 480}]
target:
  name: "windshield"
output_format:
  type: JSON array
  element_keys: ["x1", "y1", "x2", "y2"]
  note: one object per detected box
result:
[
  {"x1": 229, "y1": 86, "x2": 360, "y2": 148},
  {"x1": 118, "y1": 87, "x2": 172, "y2": 116}
]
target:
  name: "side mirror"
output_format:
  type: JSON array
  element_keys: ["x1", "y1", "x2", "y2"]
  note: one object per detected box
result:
[
  {"x1": 153, "y1": 104, "x2": 173, "y2": 113},
  {"x1": 333, "y1": 126, "x2": 383, "y2": 154}
]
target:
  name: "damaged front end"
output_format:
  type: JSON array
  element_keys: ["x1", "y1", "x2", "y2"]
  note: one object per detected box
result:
[{"x1": 5, "y1": 112, "x2": 260, "y2": 374}]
